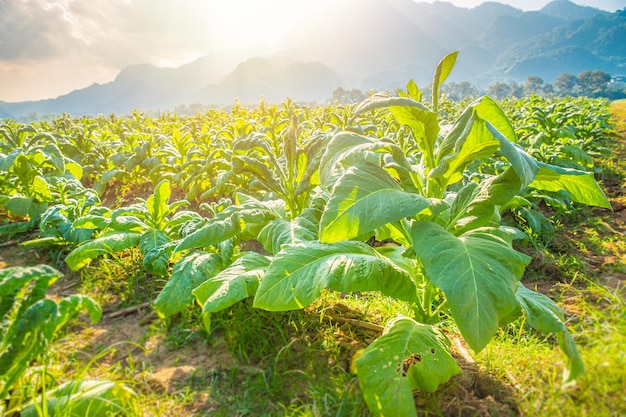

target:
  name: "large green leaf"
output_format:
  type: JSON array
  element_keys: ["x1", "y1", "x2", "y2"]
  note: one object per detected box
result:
[
  {"x1": 65, "y1": 232, "x2": 142, "y2": 271},
  {"x1": 529, "y1": 162, "x2": 611, "y2": 209},
  {"x1": 0, "y1": 265, "x2": 61, "y2": 343},
  {"x1": 388, "y1": 104, "x2": 439, "y2": 164},
  {"x1": 139, "y1": 229, "x2": 172, "y2": 276},
  {"x1": 431, "y1": 115, "x2": 500, "y2": 187},
  {"x1": 254, "y1": 240, "x2": 416, "y2": 311},
  {"x1": 175, "y1": 201, "x2": 277, "y2": 252},
  {"x1": 473, "y1": 96, "x2": 517, "y2": 144},
  {"x1": 257, "y1": 207, "x2": 319, "y2": 254},
  {"x1": 412, "y1": 222, "x2": 530, "y2": 352},
  {"x1": 21, "y1": 380, "x2": 136, "y2": 417},
  {"x1": 354, "y1": 93, "x2": 439, "y2": 165},
  {"x1": 447, "y1": 168, "x2": 522, "y2": 235},
  {"x1": 487, "y1": 122, "x2": 539, "y2": 187},
  {"x1": 146, "y1": 179, "x2": 171, "y2": 228},
  {"x1": 356, "y1": 317, "x2": 460, "y2": 417},
  {"x1": 154, "y1": 252, "x2": 223, "y2": 317},
  {"x1": 32, "y1": 175, "x2": 53, "y2": 201},
  {"x1": 0, "y1": 299, "x2": 57, "y2": 397},
  {"x1": 515, "y1": 285, "x2": 584, "y2": 382},
  {"x1": 318, "y1": 131, "x2": 380, "y2": 187},
  {"x1": 320, "y1": 162, "x2": 430, "y2": 243},
  {"x1": 193, "y1": 252, "x2": 269, "y2": 317},
  {"x1": 431, "y1": 51, "x2": 459, "y2": 113}
]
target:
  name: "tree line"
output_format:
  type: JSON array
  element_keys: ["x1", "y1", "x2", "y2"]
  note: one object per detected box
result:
[{"x1": 329, "y1": 70, "x2": 626, "y2": 104}]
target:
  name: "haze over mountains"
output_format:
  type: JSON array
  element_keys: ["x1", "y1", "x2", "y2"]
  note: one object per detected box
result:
[{"x1": 2, "y1": 0, "x2": 625, "y2": 119}]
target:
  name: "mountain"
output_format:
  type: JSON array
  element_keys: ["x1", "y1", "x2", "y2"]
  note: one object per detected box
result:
[
  {"x1": 196, "y1": 58, "x2": 341, "y2": 104},
  {"x1": 2, "y1": 0, "x2": 625, "y2": 119},
  {"x1": 487, "y1": 9, "x2": 626, "y2": 82},
  {"x1": 540, "y1": 0, "x2": 610, "y2": 20}
]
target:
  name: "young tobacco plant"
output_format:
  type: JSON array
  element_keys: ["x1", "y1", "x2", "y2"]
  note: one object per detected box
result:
[
  {"x1": 0, "y1": 123, "x2": 83, "y2": 233},
  {"x1": 249, "y1": 52, "x2": 610, "y2": 416},
  {"x1": 65, "y1": 179, "x2": 198, "y2": 277},
  {"x1": 0, "y1": 265, "x2": 136, "y2": 416}
]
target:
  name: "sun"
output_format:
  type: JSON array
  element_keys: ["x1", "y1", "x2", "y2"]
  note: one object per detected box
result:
[{"x1": 200, "y1": 0, "x2": 340, "y2": 51}]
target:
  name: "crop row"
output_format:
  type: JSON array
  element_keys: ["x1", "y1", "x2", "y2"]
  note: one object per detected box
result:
[{"x1": 0, "y1": 53, "x2": 615, "y2": 416}]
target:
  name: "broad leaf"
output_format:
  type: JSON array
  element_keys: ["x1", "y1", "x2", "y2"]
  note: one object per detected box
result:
[
  {"x1": 356, "y1": 317, "x2": 460, "y2": 417},
  {"x1": 388, "y1": 104, "x2": 439, "y2": 164},
  {"x1": 175, "y1": 201, "x2": 278, "y2": 252},
  {"x1": 146, "y1": 179, "x2": 171, "y2": 228},
  {"x1": 486, "y1": 122, "x2": 538, "y2": 187},
  {"x1": 139, "y1": 229, "x2": 172, "y2": 276},
  {"x1": 319, "y1": 131, "x2": 379, "y2": 187},
  {"x1": 515, "y1": 285, "x2": 584, "y2": 382},
  {"x1": 320, "y1": 162, "x2": 430, "y2": 243},
  {"x1": 154, "y1": 252, "x2": 223, "y2": 317},
  {"x1": 431, "y1": 115, "x2": 500, "y2": 187},
  {"x1": 431, "y1": 51, "x2": 459, "y2": 113},
  {"x1": 21, "y1": 380, "x2": 136, "y2": 417},
  {"x1": 32, "y1": 176, "x2": 53, "y2": 201},
  {"x1": 473, "y1": 96, "x2": 517, "y2": 144},
  {"x1": 258, "y1": 207, "x2": 319, "y2": 254},
  {"x1": 254, "y1": 240, "x2": 416, "y2": 311},
  {"x1": 412, "y1": 222, "x2": 530, "y2": 352},
  {"x1": 193, "y1": 252, "x2": 269, "y2": 317},
  {"x1": 529, "y1": 162, "x2": 611, "y2": 209},
  {"x1": 448, "y1": 168, "x2": 522, "y2": 235},
  {"x1": 65, "y1": 232, "x2": 142, "y2": 271}
]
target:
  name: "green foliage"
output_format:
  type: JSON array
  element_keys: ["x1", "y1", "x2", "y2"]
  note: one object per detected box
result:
[
  {"x1": 355, "y1": 317, "x2": 460, "y2": 417},
  {"x1": 65, "y1": 179, "x2": 193, "y2": 274},
  {"x1": 20, "y1": 380, "x2": 136, "y2": 417},
  {"x1": 0, "y1": 54, "x2": 618, "y2": 416},
  {"x1": 0, "y1": 265, "x2": 106, "y2": 414}
]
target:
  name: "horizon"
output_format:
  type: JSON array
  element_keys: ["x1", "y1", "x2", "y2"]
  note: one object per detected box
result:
[{"x1": 1, "y1": 0, "x2": 625, "y2": 103}]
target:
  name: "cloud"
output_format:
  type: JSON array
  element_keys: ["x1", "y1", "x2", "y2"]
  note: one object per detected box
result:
[
  {"x1": 0, "y1": 0, "x2": 279, "y2": 100},
  {"x1": 0, "y1": 0, "x2": 84, "y2": 61}
]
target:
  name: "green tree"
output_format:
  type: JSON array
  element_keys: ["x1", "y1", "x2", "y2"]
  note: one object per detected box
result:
[
  {"x1": 554, "y1": 73, "x2": 577, "y2": 96},
  {"x1": 441, "y1": 81, "x2": 480, "y2": 101},
  {"x1": 329, "y1": 87, "x2": 366, "y2": 104},
  {"x1": 487, "y1": 82, "x2": 512, "y2": 100},
  {"x1": 524, "y1": 76, "x2": 544, "y2": 96},
  {"x1": 577, "y1": 70, "x2": 611, "y2": 97}
]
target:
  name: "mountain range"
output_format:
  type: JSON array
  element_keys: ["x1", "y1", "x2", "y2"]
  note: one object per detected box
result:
[{"x1": 2, "y1": 0, "x2": 625, "y2": 119}]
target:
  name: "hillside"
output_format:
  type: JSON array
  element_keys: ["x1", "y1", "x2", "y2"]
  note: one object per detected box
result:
[{"x1": 1, "y1": 0, "x2": 624, "y2": 119}]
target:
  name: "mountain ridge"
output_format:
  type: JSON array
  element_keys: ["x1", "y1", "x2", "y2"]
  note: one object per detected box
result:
[{"x1": 1, "y1": 0, "x2": 624, "y2": 119}]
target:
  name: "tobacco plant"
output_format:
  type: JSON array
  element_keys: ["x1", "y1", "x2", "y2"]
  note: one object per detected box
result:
[
  {"x1": 249, "y1": 52, "x2": 609, "y2": 416},
  {"x1": 0, "y1": 265, "x2": 135, "y2": 416},
  {"x1": 65, "y1": 179, "x2": 197, "y2": 276}
]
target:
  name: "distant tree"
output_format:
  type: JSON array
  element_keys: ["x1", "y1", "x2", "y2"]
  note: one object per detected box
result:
[
  {"x1": 330, "y1": 87, "x2": 366, "y2": 104},
  {"x1": 542, "y1": 83, "x2": 555, "y2": 97},
  {"x1": 554, "y1": 73, "x2": 577, "y2": 96},
  {"x1": 577, "y1": 70, "x2": 611, "y2": 97},
  {"x1": 487, "y1": 82, "x2": 512, "y2": 100},
  {"x1": 508, "y1": 81, "x2": 523, "y2": 99},
  {"x1": 442, "y1": 81, "x2": 480, "y2": 101},
  {"x1": 524, "y1": 76, "x2": 544, "y2": 96}
]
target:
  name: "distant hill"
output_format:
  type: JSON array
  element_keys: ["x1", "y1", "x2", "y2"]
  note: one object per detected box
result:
[
  {"x1": 540, "y1": 0, "x2": 610, "y2": 20},
  {"x1": 196, "y1": 58, "x2": 341, "y2": 104},
  {"x1": 2, "y1": 0, "x2": 625, "y2": 119},
  {"x1": 487, "y1": 9, "x2": 626, "y2": 82}
]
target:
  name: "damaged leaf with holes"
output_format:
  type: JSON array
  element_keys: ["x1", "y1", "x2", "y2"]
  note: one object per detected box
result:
[{"x1": 355, "y1": 317, "x2": 460, "y2": 417}]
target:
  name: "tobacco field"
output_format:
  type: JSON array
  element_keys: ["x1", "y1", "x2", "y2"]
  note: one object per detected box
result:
[{"x1": 1, "y1": 54, "x2": 625, "y2": 416}]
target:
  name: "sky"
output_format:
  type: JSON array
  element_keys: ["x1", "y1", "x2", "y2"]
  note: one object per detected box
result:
[{"x1": 1, "y1": 0, "x2": 625, "y2": 103}]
